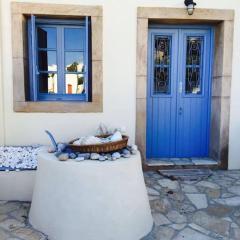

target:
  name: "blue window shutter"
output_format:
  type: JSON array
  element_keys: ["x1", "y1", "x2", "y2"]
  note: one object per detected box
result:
[{"x1": 28, "y1": 15, "x2": 37, "y2": 101}]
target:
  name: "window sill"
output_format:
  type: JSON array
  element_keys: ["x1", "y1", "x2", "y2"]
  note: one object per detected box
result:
[{"x1": 14, "y1": 101, "x2": 103, "y2": 113}]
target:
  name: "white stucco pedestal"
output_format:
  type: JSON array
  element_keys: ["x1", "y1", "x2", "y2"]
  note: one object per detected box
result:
[{"x1": 29, "y1": 151, "x2": 153, "y2": 240}]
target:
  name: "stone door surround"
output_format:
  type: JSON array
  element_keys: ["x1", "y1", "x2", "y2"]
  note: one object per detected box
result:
[{"x1": 136, "y1": 7, "x2": 234, "y2": 169}]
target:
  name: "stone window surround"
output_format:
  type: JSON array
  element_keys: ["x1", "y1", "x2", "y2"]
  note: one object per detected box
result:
[
  {"x1": 11, "y1": 2, "x2": 103, "y2": 113},
  {"x1": 136, "y1": 7, "x2": 234, "y2": 169}
]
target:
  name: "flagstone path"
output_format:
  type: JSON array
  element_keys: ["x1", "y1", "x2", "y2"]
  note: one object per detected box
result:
[
  {"x1": 0, "y1": 170, "x2": 240, "y2": 239},
  {"x1": 143, "y1": 170, "x2": 240, "y2": 240}
]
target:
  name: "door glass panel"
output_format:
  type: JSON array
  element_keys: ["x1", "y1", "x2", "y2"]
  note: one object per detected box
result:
[
  {"x1": 185, "y1": 36, "x2": 203, "y2": 94},
  {"x1": 153, "y1": 36, "x2": 171, "y2": 94}
]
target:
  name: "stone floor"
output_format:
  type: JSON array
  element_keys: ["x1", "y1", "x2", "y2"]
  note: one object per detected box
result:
[
  {"x1": 0, "y1": 170, "x2": 240, "y2": 239},
  {"x1": 143, "y1": 170, "x2": 240, "y2": 240}
]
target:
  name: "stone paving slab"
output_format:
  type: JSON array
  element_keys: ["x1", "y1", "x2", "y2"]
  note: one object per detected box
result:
[
  {"x1": 143, "y1": 170, "x2": 240, "y2": 240},
  {"x1": 0, "y1": 170, "x2": 240, "y2": 240}
]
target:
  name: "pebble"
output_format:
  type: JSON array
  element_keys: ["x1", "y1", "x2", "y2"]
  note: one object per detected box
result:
[
  {"x1": 122, "y1": 149, "x2": 130, "y2": 155},
  {"x1": 99, "y1": 156, "x2": 106, "y2": 161},
  {"x1": 112, "y1": 152, "x2": 121, "y2": 159},
  {"x1": 58, "y1": 153, "x2": 69, "y2": 161},
  {"x1": 78, "y1": 153, "x2": 90, "y2": 160},
  {"x1": 131, "y1": 150, "x2": 138, "y2": 155},
  {"x1": 90, "y1": 153, "x2": 100, "y2": 160},
  {"x1": 54, "y1": 152, "x2": 62, "y2": 157},
  {"x1": 131, "y1": 145, "x2": 138, "y2": 151},
  {"x1": 57, "y1": 143, "x2": 67, "y2": 152},
  {"x1": 48, "y1": 147, "x2": 56, "y2": 153},
  {"x1": 74, "y1": 157, "x2": 85, "y2": 162},
  {"x1": 69, "y1": 153, "x2": 77, "y2": 159}
]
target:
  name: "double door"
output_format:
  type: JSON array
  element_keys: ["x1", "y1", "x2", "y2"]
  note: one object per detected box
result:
[{"x1": 147, "y1": 27, "x2": 213, "y2": 159}]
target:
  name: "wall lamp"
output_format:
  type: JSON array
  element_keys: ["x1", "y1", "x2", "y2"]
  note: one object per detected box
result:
[{"x1": 184, "y1": 0, "x2": 197, "y2": 15}]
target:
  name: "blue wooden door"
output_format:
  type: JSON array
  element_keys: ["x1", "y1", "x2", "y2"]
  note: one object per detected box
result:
[{"x1": 147, "y1": 27, "x2": 213, "y2": 159}]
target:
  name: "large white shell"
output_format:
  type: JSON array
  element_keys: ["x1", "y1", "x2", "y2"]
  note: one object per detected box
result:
[{"x1": 110, "y1": 131, "x2": 122, "y2": 142}]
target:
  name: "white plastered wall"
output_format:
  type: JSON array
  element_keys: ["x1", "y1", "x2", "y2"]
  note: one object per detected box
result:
[
  {"x1": 0, "y1": 0, "x2": 5, "y2": 145},
  {"x1": 1, "y1": 0, "x2": 240, "y2": 169}
]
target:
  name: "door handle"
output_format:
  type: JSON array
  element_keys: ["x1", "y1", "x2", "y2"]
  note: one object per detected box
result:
[
  {"x1": 179, "y1": 82, "x2": 183, "y2": 94},
  {"x1": 179, "y1": 107, "x2": 183, "y2": 115}
]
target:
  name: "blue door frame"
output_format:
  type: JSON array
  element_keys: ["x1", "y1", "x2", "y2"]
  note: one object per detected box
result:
[{"x1": 146, "y1": 25, "x2": 214, "y2": 160}]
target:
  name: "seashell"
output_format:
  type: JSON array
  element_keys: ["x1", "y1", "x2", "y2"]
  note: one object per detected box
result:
[
  {"x1": 110, "y1": 131, "x2": 122, "y2": 142},
  {"x1": 97, "y1": 123, "x2": 110, "y2": 135},
  {"x1": 73, "y1": 139, "x2": 81, "y2": 145},
  {"x1": 90, "y1": 153, "x2": 100, "y2": 160},
  {"x1": 57, "y1": 143, "x2": 67, "y2": 152},
  {"x1": 83, "y1": 136, "x2": 102, "y2": 145},
  {"x1": 58, "y1": 153, "x2": 69, "y2": 161},
  {"x1": 123, "y1": 153, "x2": 130, "y2": 158},
  {"x1": 45, "y1": 130, "x2": 58, "y2": 151}
]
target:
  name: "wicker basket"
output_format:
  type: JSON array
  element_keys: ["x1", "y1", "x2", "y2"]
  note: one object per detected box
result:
[{"x1": 68, "y1": 135, "x2": 129, "y2": 153}]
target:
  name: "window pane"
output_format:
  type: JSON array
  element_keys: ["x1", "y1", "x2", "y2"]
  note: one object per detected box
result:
[
  {"x1": 38, "y1": 51, "x2": 57, "y2": 71},
  {"x1": 153, "y1": 36, "x2": 171, "y2": 94},
  {"x1": 37, "y1": 27, "x2": 56, "y2": 49},
  {"x1": 185, "y1": 37, "x2": 203, "y2": 94},
  {"x1": 39, "y1": 73, "x2": 58, "y2": 94},
  {"x1": 65, "y1": 52, "x2": 84, "y2": 72},
  {"x1": 64, "y1": 28, "x2": 84, "y2": 50},
  {"x1": 65, "y1": 74, "x2": 85, "y2": 94}
]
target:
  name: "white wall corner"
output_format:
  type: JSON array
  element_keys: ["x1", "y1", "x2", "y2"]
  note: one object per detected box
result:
[{"x1": 0, "y1": 0, "x2": 5, "y2": 146}]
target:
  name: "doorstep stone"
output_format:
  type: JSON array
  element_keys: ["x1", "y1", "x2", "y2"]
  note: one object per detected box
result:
[
  {"x1": 191, "y1": 159, "x2": 218, "y2": 165},
  {"x1": 147, "y1": 160, "x2": 174, "y2": 166}
]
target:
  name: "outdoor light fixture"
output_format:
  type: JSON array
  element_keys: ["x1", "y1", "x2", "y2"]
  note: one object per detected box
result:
[{"x1": 184, "y1": 0, "x2": 197, "y2": 15}]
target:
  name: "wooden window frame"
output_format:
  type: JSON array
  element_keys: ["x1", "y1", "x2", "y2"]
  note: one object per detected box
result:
[{"x1": 11, "y1": 2, "x2": 102, "y2": 112}]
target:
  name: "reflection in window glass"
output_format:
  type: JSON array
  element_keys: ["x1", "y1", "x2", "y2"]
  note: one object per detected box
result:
[
  {"x1": 185, "y1": 37, "x2": 203, "y2": 94},
  {"x1": 38, "y1": 51, "x2": 57, "y2": 71},
  {"x1": 39, "y1": 73, "x2": 58, "y2": 94},
  {"x1": 65, "y1": 74, "x2": 85, "y2": 94},
  {"x1": 154, "y1": 36, "x2": 170, "y2": 65},
  {"x1": 65, "y1": 52, "x2": 84, "y2": 72},
  {"x1": 154, "y1": 67, "x2": 169, "y2": 94},
  {"x1": 153, "y1": 36, "x2": 171, "y2": 94},
  {"x1": 64, "y1": 28, "x2": 84, "y2": 50},
  {"x1": 37, "y1": 27, "x2": 56, "y2": 49}
]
